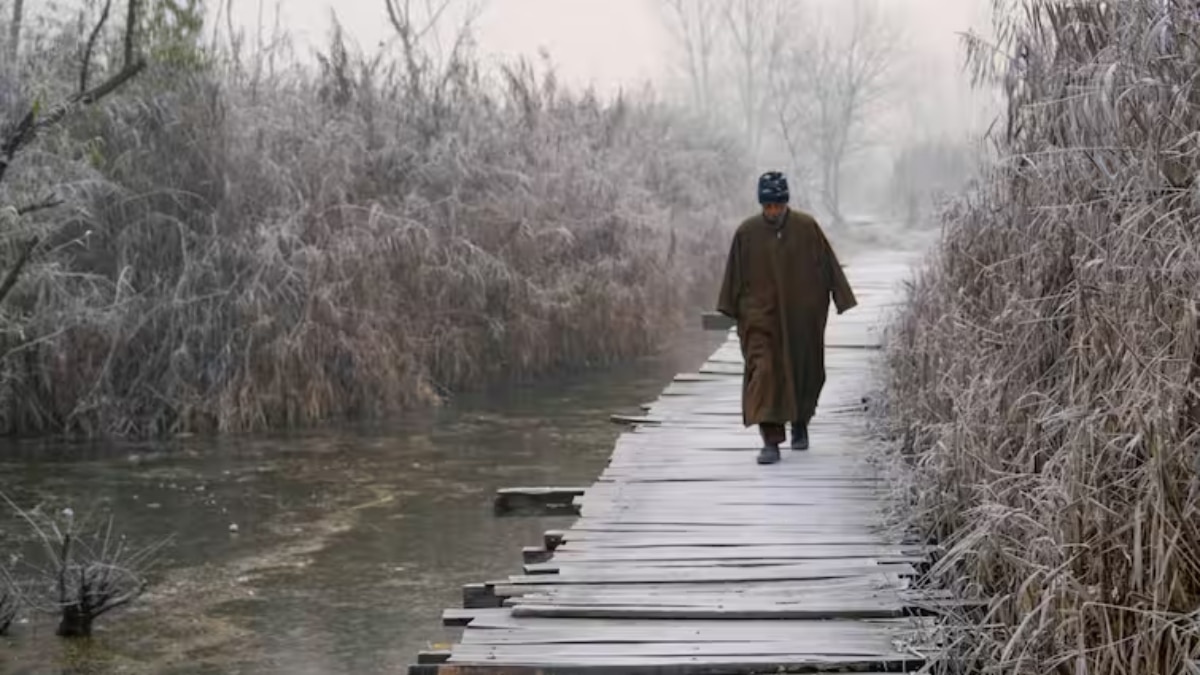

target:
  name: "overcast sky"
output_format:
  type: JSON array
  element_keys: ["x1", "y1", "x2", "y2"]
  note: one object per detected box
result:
[{"x1": 217, "y1": 0, "x2": 993, "y2": 100}]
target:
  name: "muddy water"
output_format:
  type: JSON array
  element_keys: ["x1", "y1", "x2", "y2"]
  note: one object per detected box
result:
[{"x1": 0, "y1": 326, "x2": 725, "y2": 675}]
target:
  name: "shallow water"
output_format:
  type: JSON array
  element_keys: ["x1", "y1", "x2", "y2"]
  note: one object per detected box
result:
[{"x1": 0, "y1": 326, "x2": 725, "y2": 675}]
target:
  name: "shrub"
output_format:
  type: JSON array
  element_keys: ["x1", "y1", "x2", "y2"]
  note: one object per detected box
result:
[
  {"x1": 0, "y1": 8, "x2": 747, "y2": 437},
  {"x1": 879, "y1": 2, "x2": 1200, "y2": 672}
]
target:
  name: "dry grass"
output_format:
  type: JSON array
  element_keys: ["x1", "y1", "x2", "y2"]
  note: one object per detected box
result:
[
  {"x1": 0, "y1": 11, "x2": 746, "y2": 437},
  {"x1": 877, "y1": 1, "x2": 1200, "y2": 672}
]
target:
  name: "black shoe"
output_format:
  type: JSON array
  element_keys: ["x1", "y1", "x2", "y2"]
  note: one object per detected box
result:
[
  {"x1": 756, "y1": 444, "x2": 781, "y2": 465},
  {"x1": 791, "y1": 425, "x2": 809, "y2": 451}
]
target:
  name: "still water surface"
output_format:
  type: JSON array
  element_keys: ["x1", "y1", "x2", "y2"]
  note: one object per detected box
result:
[{"x1": 0, "y1": 327, "x2": 724, "y2": 674}]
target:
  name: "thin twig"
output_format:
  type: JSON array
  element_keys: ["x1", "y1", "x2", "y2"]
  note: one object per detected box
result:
[{"x1": 80, "y1": 0, "x2": 114, "y2": 94}]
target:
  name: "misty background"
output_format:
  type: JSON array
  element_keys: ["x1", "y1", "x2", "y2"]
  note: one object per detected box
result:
[
  {"x1": 24, "y1": 0, "x2": 1001, "y2": 225},
  {"x1": 210, "y1": 0, "x2": 1001, "y2": 218}
]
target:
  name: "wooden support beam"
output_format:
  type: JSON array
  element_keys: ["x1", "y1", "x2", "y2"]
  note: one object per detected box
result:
[
  {"x1": 416, "y1": 651, "x2": 452, "y2": 664},
  {"x1": 493, "y1": 487, "x2": 586, "y2": 516},
  {"x1": 609, "y1": 414, "x2": 661, "y2": 426},
  {"x1": 522, "y1": 546, "x2": 553, "y2": 564},
  {"x1": 462, "y1": 583, "x2": 503, "y2": 609},
  {"x1": 443, "y1": 608, "x2": 477, "y2": 627},
  {"x1": 700, "y1": 311, "x2": 736, "y2": 331},
  {"x1": 544, "y1": 530, "x2": 566, "y2": 550}
]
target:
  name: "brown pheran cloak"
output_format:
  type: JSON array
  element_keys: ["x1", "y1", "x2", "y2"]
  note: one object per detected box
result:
[{"x1": 716, "y1": 209, "x2": 857, "y2": 427}]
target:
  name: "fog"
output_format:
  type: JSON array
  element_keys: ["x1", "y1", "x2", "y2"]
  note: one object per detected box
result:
[
  {"x1": 219, "y1": 0, "x2": 995, "y2": 127},
  {"x1": 211, "y1": 0, "x2": 999, "y2": 224}
]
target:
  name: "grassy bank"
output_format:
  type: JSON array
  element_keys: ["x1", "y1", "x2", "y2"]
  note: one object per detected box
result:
[
  {"x1": 879, "y1": 1, "x2": 1200, "y2": 672},
  {"x1": 0, "y1": 10, "x2": 747, "y2": 438}
]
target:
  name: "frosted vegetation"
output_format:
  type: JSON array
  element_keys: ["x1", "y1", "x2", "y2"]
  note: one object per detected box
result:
[
  {"x1": 881, "y1": 0, "x2": 1200, "y2": 671},
  {"x1": 0, "y1": 0, "x2": 747, "y2": 437}
]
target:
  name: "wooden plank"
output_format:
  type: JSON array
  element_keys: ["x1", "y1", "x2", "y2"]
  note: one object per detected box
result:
[
  {"x1": 551, "y1": 534, "x2": 908, "y2": 548},
  {"x1": 556, "y1": 524, "x2": 904, "y2": 538},
  {"x1": 544, "y1": 531, "x2": 566, "y2": 550},
  {"x1": 522, "y1": 546, "x2": 553, "y2": 564},
  {"x1": 507, "y1": 563, "x2": 916, "y2": 586},
  {"x1": 412, "y1": 662, "x2": 916, "y2": 667},
  {"x1": 610, "y1": 414, "x2": 662, "y2": 425},
  {"x1": 524, "y1": 557, "x2": 923, "y2": 574},
  {"x1": 551, "y1": 543, "x2": 923, "y2": 557},
  {"x1": 505, "y1": 590, "x2": 936, "y2": 608},
  {"x1": 456, "y1": 622, "x2": 925, "y2": 646},
  {"x1": 699, "y1": 312, "x2": 735, "y2": 331},
  {"x1": 446, "y1": 648, "x2": 921, "y2": 667},
  {"x1": 534, "y1": 549, "x2": 923, "y2": 566},
  {"x1": 509, "y1": 603, "x2": 910, "y2": 620},
  {"x1": 494, "y1": 487, "x2": 587, "y2": 516},
  {"x1": 492, "y1": 575, "x2": 914, "y2": 599}
]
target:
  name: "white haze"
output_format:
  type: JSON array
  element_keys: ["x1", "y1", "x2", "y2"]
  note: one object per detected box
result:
[{"x1": 216, "y1": 0, "x2": 998, "y2": 134}]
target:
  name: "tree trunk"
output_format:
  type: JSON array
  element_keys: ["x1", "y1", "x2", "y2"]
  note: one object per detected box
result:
[
  {"x1": 7, "y1": 0, "x2": 23, "y2": 64},
  {"x1": 57, "y1": 603, "x2": 93, "y2": 638}
]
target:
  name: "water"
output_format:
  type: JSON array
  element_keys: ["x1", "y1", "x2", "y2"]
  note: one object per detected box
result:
[{"x1": 0, "y1": 326, "x2": 725, "y2": 675}]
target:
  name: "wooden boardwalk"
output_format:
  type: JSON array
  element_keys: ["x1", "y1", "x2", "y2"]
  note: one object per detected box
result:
[{"x1": 410, "y1": 249, "x2": 937, "y2": 675}]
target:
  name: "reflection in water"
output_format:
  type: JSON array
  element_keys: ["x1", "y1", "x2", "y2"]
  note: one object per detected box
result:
[{"x1": 0, "y1": 325, "x2": 724, "y2": 674}]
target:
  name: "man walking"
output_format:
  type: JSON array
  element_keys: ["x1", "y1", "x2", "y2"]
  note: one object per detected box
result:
[{"x1": 716, "y1": 172, "x2": 857, "y2": 465}]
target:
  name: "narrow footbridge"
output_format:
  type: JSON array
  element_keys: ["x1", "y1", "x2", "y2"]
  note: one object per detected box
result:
[{"x1": 409, "y1": 249, "x2": 943, "y2": 674}]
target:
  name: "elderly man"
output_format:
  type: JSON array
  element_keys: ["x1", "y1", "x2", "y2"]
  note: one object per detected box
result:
[{"x1": 716, "y1": 172, "x2": 857, "y2": 465}]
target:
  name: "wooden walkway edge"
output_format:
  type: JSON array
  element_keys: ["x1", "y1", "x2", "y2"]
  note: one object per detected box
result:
[{"x1": 409, "y1": 249, "x2": 937, "y2": 675}]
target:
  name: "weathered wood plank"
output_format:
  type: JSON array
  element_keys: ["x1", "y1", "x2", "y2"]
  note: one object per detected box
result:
[
  {"x1": 494, "y1": 487, "x2": 587, "y2": 516},
  {"x1": 699, "y1": 311, "x2": 735, "y2": 331},
  {"x1": 443, "y1": 651, "x2": 925, "y2": 671},
  {"x1": 524, "y1": 557, "x2": 923, "y2": 575},
  {"x1": 545, "y1": 544, "x2": 923, "y2": 561},
  {"x1": 508, "y1": 563, "x2": 916, "y2": 586},
  {"x1": 463, "y1": 583, "x2": 503, "y2": 609},
  {"x1": 413, "y1": 666, "x2": 918, "y2": 675},
  {"x1": 418, "y1": 651, "x2": 453, "y2": 664},
  {"x1": 492, "y1": 575, "x2": 915, "y2": 600}
]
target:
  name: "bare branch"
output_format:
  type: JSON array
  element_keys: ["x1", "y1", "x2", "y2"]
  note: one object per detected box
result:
[
  {"x1": 0, "y1": 238, "x2": 40, "y2": 306},
  {"x1": 659, "y1": 0, "x2": 723, "y2": 118},
  {"x1": 81, "y1": 0, "x2": 115, "y2": 95},
  {"x1": 771, "y1": 0, "x2": 901, "y2": 222},
  {"x1": 7, "y1": 0, "x2": 24, "y2": 64},
  {"x1": 125, "y1": 0, "x2": 140, "y2": 66},
  {"x1": 17, "y1": 195, "x2": 64, "y2": 216},
  {"x1": 0, "y1": 60, "x2": 146, "y2": 186}
]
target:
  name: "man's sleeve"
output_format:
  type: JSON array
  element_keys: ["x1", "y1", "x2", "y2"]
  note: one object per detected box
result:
[
  {"x1": 716, "y1": 232, "x2": 741, "y2": 319},
  {"x1": 819, "y1": 228, "x2": 857, "y2": 315}
]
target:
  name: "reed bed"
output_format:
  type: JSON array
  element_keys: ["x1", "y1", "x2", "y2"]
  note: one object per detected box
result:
[
  {"x1": 0, "y1": 15, "x2": 746, "y2": 437},
  {"x1": 878, "y1": 1, "x2": 1200, "y2": 672}
]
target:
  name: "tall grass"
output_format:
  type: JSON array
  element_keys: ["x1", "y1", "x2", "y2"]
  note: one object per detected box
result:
[
  {"x1": 879, "y1": 1, "x2": 1200, "y2": 672},
  {"x1": 0, "y1": 10, "x2": 746, "y2": 437}
]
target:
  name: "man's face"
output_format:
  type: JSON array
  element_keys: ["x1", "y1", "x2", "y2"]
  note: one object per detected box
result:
[{"x1": 762, "y1": 203, "x2": 787, "y2": 223}]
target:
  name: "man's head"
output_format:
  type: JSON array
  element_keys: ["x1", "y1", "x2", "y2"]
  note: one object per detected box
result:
[{"x1": 757, "y1": 171, "x2": 789, "y2": 224}]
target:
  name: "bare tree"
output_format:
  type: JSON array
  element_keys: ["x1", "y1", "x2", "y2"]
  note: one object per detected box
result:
[
  {"x1": 3, "y1": 496, "x2": 169, "y2": 638},
  {"x1": 658, "y1": 0, "x2": 723, "y2": 122},
  {"x1": 0, "y1": 0, "x2": 145, "y2": 306},
  {"x1": 657, "y1": 0, "x2": 794, "y2": 165},
  {"x1": 771, "y1": 0, "x2": 900, "y2": 224},
  {"x1": 722, "y1": 0, "x2": 793, "y2": 166}
]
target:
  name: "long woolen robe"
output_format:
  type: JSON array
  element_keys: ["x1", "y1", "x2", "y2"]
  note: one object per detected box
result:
[{"x1": 716, "y1": 209, "x2": 857, "y2": 427}]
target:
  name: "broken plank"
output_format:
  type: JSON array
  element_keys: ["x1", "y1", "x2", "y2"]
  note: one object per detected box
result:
[{"x1": 494, "y1": 487, "x2": 587, "y2": 516}]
